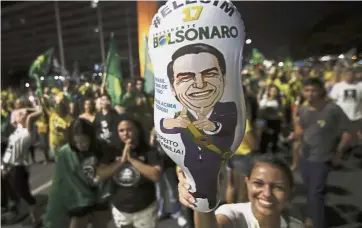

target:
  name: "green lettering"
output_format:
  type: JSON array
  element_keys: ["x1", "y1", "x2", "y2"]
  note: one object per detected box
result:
[
  {"x1": 153, "y1": 37, "x2": 159, "y2": 48},
  {"x1": 175, "y1": 30, "x2": 185, "y2": 43},
  {"x1": 185, "y1": 28, "x2": 198, "y2": 41},
  {"x1": 220, "y1": 26, "x2": 230, "y2": 38},
  {"x1": 210, "y1": 26, "x2": 221, "y2": 39},
  {"x1": 198, "y1": 26, "x2": 210, "y2": 40},
  {"x1": 230, "y1": 26, "x2": 238, "y2": 38}
]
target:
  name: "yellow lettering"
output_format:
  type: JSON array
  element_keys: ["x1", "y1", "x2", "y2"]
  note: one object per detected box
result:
[{"x1": 182, "y1": 6, "x2": 203, "y2": 22}]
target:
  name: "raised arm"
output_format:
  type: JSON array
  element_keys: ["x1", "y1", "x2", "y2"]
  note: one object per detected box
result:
[
  {"x1": 176, "y1": 167, "x2": 234, "y2": 228},
  {"x1": 25, "y1": 106, "x2": 43, "y2": 131}
]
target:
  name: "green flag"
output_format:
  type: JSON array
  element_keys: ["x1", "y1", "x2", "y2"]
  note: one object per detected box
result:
[
  {"x1": 252, "y1": 48, "x2": 265, "y2": 65},
  {"x1": 143, "y1": 35, "x2": 155, "y2": 95},
  {"x1": 43, "y1": 145, "x2": 113, "y2": 228},
  {"x1": 29, "y1": 48, "x2": 53, "y2": 97},
  {"x1": 284, "y1": 58, "x2": 293, "y2": 70},
  {"x1": 105, "y1": 34, "x2": 123, "y2": 106}
]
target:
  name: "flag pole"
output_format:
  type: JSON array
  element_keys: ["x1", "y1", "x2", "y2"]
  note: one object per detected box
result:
[
  {"x1": 101, "y1": 33, "x2": 113, "y2": 92},
  {"x1": 126, "y1": 7, "x2": 135, "y2": 78},
  {"x1": 96, "y1": 2, "x2": 106, "y2": 65},
  {"x1": 54, "y1": 1, "x2": 66, "y2": 76}
]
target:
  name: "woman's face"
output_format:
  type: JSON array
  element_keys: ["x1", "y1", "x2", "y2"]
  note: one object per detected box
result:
[
  {"x1": 118, "y1": 120, "x2": 138, "y2": 147},
  {"x1": 73, "y1": 134, "x2": 91, "y2": 152},
  {"x1": 100, "y1": 95, "x2": 111, "y2": 109},
  {"x1": 84, "y1": 100, "x2": 92, "y2": 112},
  {"x1": 246, "y1": 162, "x2": 291, "y2": 217}
]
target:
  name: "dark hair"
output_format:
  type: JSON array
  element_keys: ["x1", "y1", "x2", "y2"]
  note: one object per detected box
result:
[
  {"x1": 101, "y1": 93, "x2": 112, "y2": 101},
  {"x1": 266, "y1": 84, "x2": 282, "y2": 107},
  {"x1": 303, "y1": 77, "x2": 326, "y2": 97},
  {"x1": 83, "y1": 98, "x2": 95, "y2": 113},
  {"x1": 248, "y1": 154, "x2": 294, "y2": 190},
  {"x1": 166, "y1": 43, "x2": 226, "y2": 86},
  {"x1": 118, "y1": 116, "x2": 150, "y2": 151},
  {"x1": 133, "y1": 77, "x2": 144, "y2": 84},
  {"x1": 68, "y1": 118, "x2": 98, "y2": 155},
  {"x1": 247, "y1": 154, "x2": 294, "y2": 227}
]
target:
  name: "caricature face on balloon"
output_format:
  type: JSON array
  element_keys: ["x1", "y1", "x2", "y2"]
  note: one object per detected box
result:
[
  {"x1": 168, "y1": 45, "x2": 225, "y2": 114},
  {"x1": 149, "y1": 0, "x2": 246, "y2": 212}
]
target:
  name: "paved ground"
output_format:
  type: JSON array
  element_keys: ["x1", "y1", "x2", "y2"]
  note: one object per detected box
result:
[{"x1": 2, "y1": 148, "x2": 362, "y2": 228}]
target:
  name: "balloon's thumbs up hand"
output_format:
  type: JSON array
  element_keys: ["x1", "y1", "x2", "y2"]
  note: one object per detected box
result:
[
  {"x1": 197, "y1": 107, "x2": 206, "y2": 120},
  {"x1": 180, "y1": 106, "x2": 188, "y2": 119}
]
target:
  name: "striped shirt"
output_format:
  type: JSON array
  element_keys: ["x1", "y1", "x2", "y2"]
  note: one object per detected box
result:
[{"x1": 2, "y1": 124, "x2": 31, "y2": 166}]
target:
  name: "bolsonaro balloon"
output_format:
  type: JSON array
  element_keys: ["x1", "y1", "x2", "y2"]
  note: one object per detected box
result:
[{"x1": 148, "y1": 0, "x2": 246, "y2": 212}]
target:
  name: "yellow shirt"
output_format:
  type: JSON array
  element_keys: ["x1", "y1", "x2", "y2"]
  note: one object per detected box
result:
[
  {"x1": 48, "y1": 111, "x2": 73, "y2": 150},
  {"x1": 235, "y1": 120, "x2": 253, "y2": 155},
  {"x1": 36, "y1": 114, "x2": 48, "y2": 134}
]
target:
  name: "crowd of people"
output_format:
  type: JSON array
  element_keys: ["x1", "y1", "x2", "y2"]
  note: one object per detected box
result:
[{"x1": 1, "y1": 58, "x2": 362, "y2": 228}]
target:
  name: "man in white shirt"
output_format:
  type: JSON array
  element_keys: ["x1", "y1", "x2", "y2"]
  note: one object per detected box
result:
[
  {"x1": 330, "y1": 69, "x2": 362, "y2": 121},
  {"x1": 330, "y1": 69, "x2": 362, "y2": 150}
]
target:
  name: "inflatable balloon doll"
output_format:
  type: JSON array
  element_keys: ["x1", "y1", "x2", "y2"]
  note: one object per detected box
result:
[{"x1": 148, "y1": 0, "x2": 246, "y2": 212}]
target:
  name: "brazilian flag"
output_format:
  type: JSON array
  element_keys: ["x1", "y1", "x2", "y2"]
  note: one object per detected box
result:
[
  {"x1": 105, "y1": 33, "x2": 123, "y2": 106},
  {"x1": 43, "y1": 144, "x2": 113, "y2": 228},
  {"x1": 29, "y1": 48, "x2": 53, "y2": 97},
  {"x1": 143, "y1": 35, "x2": 155, "y2": 96}
]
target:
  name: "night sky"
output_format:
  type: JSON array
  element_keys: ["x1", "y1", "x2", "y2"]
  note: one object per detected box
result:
[
  {"x1": 233, "y1": 1, "x2": 362, "y2": 59},
  {"x1": 1, "y1": 1, "x2": 362, "y2": 81},
  {"x1": 3, "y1": 1, "x2": 361, "y2": 59}
]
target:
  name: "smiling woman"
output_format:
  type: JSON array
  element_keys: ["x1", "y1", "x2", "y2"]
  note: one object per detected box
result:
[{"x1": 178, "y1": 154, "x2": 304, "y2": 228}]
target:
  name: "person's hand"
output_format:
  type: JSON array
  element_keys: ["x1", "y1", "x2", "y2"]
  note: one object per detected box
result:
[
  {"x1": 287, "y1": 132, "x2": 295, "y2": 142},
  {"x1": 1, "y1": 165, "x2": 9, "y2": 177},
  {"x1": 121, "y1": 139, "x2": 132, "y2": 163},
  {"x1": 177, "y1": 168, "x2": 196, "y2": 209},
  {"x1": 149, "y1": 129, "x2": 156, "y2": 147},
  {"x1": 163, "y1": 107, "x2": 191, "y2": 129},
  {"x1": 193, "y1": 107, "x2": 216, "y2": 132}
]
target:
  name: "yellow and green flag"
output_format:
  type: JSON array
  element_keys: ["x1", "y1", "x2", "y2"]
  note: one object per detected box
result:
[
  {"x1": 105, "y1": 33, "x2": 123, "y2": 106},
  {"x1": 143, "y1": 35, "x2": 155, "y2": 95},
  {"x1": 29, "y1": 48, "x2": 53, "y2": 97}
]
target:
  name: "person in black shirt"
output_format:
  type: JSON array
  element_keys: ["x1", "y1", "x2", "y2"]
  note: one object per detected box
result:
[
  {"x1": 93, "y1": 93, "x2": 122, "y2": 148},
  {"x1": 109, "y1": 117, "x2": 161, "y2": 228}
]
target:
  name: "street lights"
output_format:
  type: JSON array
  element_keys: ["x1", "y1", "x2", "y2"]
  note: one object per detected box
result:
[{"x1": 246, "y1": 39, "x2": 252, "y2": 44}]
